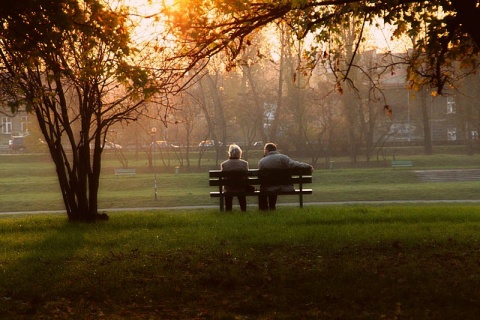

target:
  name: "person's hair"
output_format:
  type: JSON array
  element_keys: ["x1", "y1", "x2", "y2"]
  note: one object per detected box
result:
[
  {"x1": 264, "y1": 142, "x2": 277, "y2": 152},
  {"x1": 228, "y1": 144, "x2": 242, "y2": 159}
]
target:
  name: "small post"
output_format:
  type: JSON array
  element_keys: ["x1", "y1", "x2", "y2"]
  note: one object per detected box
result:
[
  {"x1": 151, "y1": 127, "x2": 158, "y2": 201},
  {"x1": 299, "y1": 172, "x2": 304, "y2": 208}
]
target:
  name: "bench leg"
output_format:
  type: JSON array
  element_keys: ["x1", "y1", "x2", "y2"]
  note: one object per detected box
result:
[{"x1": 220, "y1": 195, "x2": 224, "y2": 212}]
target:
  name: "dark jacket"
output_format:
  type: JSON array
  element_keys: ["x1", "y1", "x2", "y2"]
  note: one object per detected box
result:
[
  {"x1": 258, "y1": 151, "x2": 312, "y2": 192},
  {"x1": 220, "y1": 158, "x2": 249, "y2": 192}
]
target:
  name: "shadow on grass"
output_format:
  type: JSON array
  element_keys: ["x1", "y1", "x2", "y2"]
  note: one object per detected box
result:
[
  {"x1": 3, "y1": 207, "x2": 480, "y2": 319},
  {"x1": 1, "y1": 221, "x2": 89, "y2": 318}
]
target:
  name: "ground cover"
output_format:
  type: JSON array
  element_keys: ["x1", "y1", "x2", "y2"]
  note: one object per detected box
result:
[
  {"x1": 2, "y1": 150, "x2": 480, "y2": 213},
  {"x1": 1, "y1": 205, "x2": 480, "y2": 319}
]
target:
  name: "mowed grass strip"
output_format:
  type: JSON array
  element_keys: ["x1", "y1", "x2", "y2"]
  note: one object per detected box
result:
[
  {"x1": 3, "y1": 152, "x2": 480, "y2": 212},
  {"x1": 2, "y1": 205, "x2": 480, "y2": 319},
  {"x1": 3, "y1": 163, "x2": 480, "y2": 212}
]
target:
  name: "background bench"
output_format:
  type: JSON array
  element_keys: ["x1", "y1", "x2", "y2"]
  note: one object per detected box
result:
[
  {"x1": 114, "y1": 168, "x2": 137, "y2": 176},
  {"x1": 391, "y1": 160, "x2": 413, "y2": 168},
  {"x1": 209, "y1": 168, "x2": 313, "y2": 211}
]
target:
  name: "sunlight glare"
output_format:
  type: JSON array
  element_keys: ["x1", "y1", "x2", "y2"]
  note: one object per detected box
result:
[
  {"x1": 120, "y1": 0, "x2": 175, "y2": 44},
  {"x1": 366, "y1": 19, "x2": 412, "y2": 53}
]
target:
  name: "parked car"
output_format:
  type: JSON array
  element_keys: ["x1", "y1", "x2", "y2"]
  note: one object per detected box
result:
[
  {"x1": 104, "y1": 141, "x2": 122, "y2": 149},
  {"x1": 153, "y1": 140, "x2": 168, "y2": 148},
  {"x1": 9, "y1": 136, "x2": 26, "y2": 151},
  {"x1": 152, "y1": 140, "x2": 180, "y2": 149},
  {"x1": 198, "y1": 140, "x2": 213, "y2": 147},
  {"x1": 198, "y1": 140, "x2": 222, "y2": 147},
  {"x1": 253, "y1": 141, "x2": 264, "y2": 148}
]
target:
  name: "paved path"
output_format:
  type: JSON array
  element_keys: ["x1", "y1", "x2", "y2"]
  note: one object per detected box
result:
[{"x1": 2, "y1": 200, "x2": 480, "y2": 216}]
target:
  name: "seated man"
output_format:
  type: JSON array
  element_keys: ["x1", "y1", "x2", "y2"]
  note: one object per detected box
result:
[{"x1": 258, "y1": 142, "x2": 313, "y2": 210}]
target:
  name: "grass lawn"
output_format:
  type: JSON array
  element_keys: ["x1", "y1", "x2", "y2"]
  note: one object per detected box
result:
[
  {"x1": 2, "y1": 152, "x2": 480, "y2": 213},
  {"x1": 2, "y1": 205, "x2": 480, "y2": 319}
]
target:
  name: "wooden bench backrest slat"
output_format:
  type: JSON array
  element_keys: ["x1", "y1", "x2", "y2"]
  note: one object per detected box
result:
[
  {"x1": 114, "y1": 168, "x2": 137, "y2": 176},
  {"x1": 209, "y1": 170, "x2": 258, "y2": 178},
  {"x1": 209, "y1": 176, "x2": 312, "y2": 187},
  {"x1": 391, "y1": 160, "x2": 413, "y2": 168},
  {"x1": 209, "y1": 167, "x2": 312, "y2": 177}
]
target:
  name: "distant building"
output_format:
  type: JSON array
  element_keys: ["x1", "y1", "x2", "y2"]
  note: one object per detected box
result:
[
  {"x1": 1, "y1": 107, "x2": 30, "y2": 147},
  {"x1": 373, "y1": 51, "x2": 480, "y2": 146}
]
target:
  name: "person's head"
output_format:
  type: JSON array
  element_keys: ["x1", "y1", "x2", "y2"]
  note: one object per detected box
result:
[
  {"x1": 264, "y1": 142, "x2": 277, "y2": 155},
  {"x1": 228, "y1": 144, "x2": 243, "y2": 159}
]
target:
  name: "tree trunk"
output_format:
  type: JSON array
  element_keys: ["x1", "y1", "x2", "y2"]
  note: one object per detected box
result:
[
  {"x1": 420, "y1": 89, "x2": 433, "y2": 155},
  {"x1": 33, "y1": 89, "x2": 104, "y2": 222},
  {"x1": 46, "y1": 142, "x2": 101, "y2": 222},
  {"x1": 205, "y1": 74, "x2": 227, "y2": 166},
  {"x1": 269, "y1": 25, "x2": 286, "y2": 142}
]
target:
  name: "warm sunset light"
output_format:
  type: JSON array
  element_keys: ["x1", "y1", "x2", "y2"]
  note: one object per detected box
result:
[
  {"x1": 2, "y1": 1, "x2": 480, "y2": 318},
  {"x1": 120, "y1": 0, "x2": 176, "y2": 44},
  {"x1": 366, "y1": 19, "x2": 412, "y2": 53}
]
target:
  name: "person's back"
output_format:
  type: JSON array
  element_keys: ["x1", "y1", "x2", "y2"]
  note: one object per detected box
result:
[
  {"x1": 221, "y1": 157, "x2": 249, "y2": 193},
  {"x1": 220, "y1": 144, "x2": 250, "y2": 211},
  {"x1": 258, "y1": 143, "x2": 312, "y2": 210}
]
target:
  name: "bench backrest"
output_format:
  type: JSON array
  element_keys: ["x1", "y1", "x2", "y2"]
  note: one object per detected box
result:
[
  {"x1": 209, "y1": 168, "x2": 312, "y2": 187},
  {"x1": 209, "y1": 170, "x2": 250, "y2": 187},
  {"x1": 391, "y1": 160, "x2": 413, "y2": 167},
  {"x1": 258, "y1": 169, "x2": 293, "y2": 185},
  {"x1": 114, "y1": 168, "x2": 137, "y2": 176}
]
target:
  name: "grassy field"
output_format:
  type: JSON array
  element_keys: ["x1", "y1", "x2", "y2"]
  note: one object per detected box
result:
[
  {"x1": 2, "y1": 151, "x2": 480, "y2": 318},
  {"x1": 1, "y1": 151, "x2": 480, "y2": 213},
  {"x1": 2, "y1": 206, "x2": 480, "y2": 319}
]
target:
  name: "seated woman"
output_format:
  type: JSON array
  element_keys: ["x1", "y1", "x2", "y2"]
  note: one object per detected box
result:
[{"x1": 220, "y1": 144, "x2": 250, "y2": 211}]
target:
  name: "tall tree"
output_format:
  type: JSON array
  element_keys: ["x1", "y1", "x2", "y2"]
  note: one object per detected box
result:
[{"x1": 0, "y1": 0, "x2": 178, "y2": 221}]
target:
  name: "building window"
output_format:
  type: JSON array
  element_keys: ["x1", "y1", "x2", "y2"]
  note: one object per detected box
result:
[
  {"x1": 21, "y1": 116, "x2": 28, "y2": 134},
  {"x1": 447, "y1": 97, "x2": 456, "y2": 114},
  {"x1": 1, "y1": 117, "x2": 12, "y2": 134},
  {"x1": 447, "y1": 128, "x2": 457, "y2": 141}
]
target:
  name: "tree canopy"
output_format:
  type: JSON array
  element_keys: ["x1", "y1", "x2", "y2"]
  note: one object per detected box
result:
[
  {"x1": 0, "y1": 0, "x2": 177, "y2": 221},
  {"x1": 165, "y1": 0, "x2": 480, "y2": 94}
]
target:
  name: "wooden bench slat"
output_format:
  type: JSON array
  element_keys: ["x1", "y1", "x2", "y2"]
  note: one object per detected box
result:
[
  {"x1": 209, "y1": 177, "x2": 312, "y2": 187},
  {"x1": 209, "y1": 167, "x2": 313, "y2": 177},
  {"x1": 391, "y1": 160, "x2": 413, "y2": 168},
  {"x1": 114, "y1": 168, "x2": 137, "y2": 176},
  {"x1": 209, "y1": 170, "x2": 258, "y2": 178},
  {"x1": 210, "y1": 189, "x2": 313, "y2": 197}
]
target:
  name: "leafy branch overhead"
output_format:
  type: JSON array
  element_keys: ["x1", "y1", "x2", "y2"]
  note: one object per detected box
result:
[{"x1": 164, "y1": 0, "x2": 480, "y2": 94}]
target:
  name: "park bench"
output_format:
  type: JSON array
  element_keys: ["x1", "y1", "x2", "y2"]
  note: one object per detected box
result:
[
  {"x1": 114, "y1": 168, "x2": 137, "y2": 176},
  {"x1": 209, "y1": 168, "x2": 313, "y2": 211},
  {"x1": 391, "y1": 160, "x2": 413, "y2": 168}
]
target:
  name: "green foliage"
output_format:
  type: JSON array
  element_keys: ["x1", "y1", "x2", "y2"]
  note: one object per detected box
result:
[{"x1": 2, "y1": 206, "x2": 480, "y2": 318}]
